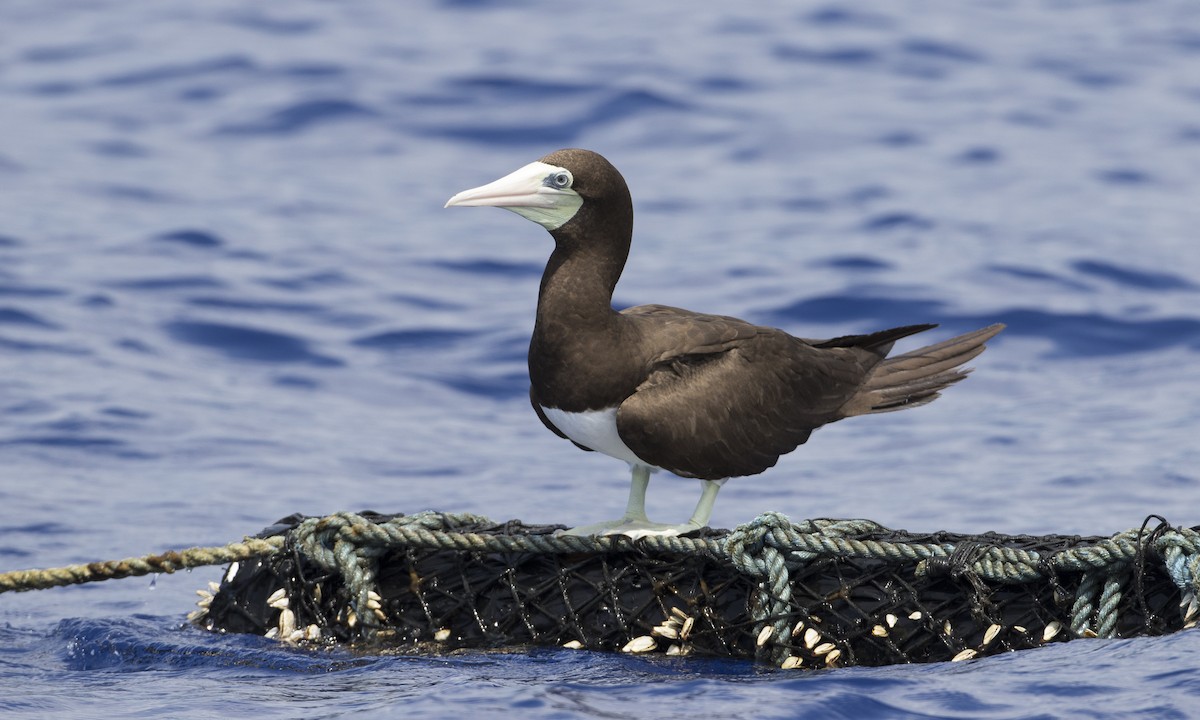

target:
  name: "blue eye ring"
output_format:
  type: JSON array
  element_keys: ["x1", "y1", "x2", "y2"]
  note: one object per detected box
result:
[{"x1": 547, "y1": 171, "x2": 572, "y2": 189}]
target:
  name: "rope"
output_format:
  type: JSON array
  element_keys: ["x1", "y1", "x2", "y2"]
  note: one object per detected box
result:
[{"x1": 0, "y1": 537, "x2": 284, "y2": 594}]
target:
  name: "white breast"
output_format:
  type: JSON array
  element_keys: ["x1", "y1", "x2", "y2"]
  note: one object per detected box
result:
[{"x1": 539, "y1": 406, "x2": 654, "y2": 468}]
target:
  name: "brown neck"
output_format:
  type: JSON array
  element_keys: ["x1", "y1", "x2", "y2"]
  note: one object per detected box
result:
[
  {"x1": 528, "y1": 194, "x2": 636, "y2": 410},
  {"x1": 533, "y1": 192, "x2": 632, "y2": 331}
]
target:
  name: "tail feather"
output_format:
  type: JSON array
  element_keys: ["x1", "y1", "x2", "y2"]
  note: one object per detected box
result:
[{"x1": 842, "y1": 323, "x2": 1004, "y2": 416}]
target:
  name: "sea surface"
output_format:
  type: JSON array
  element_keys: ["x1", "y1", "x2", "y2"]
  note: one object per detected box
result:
[{"x1": 3, "y1": 1, "x2": 1200, "y2": 717}]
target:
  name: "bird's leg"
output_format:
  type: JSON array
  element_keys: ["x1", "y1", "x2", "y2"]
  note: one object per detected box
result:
[
  {"x1": 684, "y1": 478, "x2": 727, "y2": 528},
  {"x1": 562, "y1": 465, "x2": 657, "y2": 536},
  {"x1": 620, "y1": 464, "x2": 653, "y2": 524},
  {"x1": 562, "y1": 469, "x2": 724, "y2": 538}
]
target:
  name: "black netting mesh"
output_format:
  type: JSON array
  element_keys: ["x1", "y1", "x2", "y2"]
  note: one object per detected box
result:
[{"x1": 199, "y1": 513, "x2": 1188, "y2": 668}]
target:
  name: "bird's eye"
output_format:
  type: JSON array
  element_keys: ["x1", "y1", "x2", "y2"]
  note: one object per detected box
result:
[{"x1": 548, "y1": 171, "x2": 572, "y2": 189}]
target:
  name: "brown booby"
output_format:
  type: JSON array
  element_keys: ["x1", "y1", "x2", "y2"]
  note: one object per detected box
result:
[{"x1": 446, "y1": 149, "x2": 1003, "y2": 537}]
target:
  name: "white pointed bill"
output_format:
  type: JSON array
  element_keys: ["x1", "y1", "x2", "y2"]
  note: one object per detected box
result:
[{"x1": 445, "y1": 161, "x2": 582, "y2": 230}]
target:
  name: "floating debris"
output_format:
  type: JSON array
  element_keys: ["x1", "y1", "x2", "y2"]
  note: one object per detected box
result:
[{"x1": 187, "y1": 510, "x2": 1195, "y2": 668}]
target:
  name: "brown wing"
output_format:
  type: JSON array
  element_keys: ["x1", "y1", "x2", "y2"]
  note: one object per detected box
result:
[
  {"x1": 615, "y1": 330, "x2": 882, "y2": 480},
  {"x1": 620, "y1": 304, "x2": 764, "y2": 360}
]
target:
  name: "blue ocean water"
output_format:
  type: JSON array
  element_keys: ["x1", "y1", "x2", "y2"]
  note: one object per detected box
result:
[{"x1": 3, "y1": 0, "x2": 1200, "y2": 716}]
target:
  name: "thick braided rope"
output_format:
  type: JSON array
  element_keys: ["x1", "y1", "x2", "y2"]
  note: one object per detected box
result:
[
  {"x1": 0, "y1": 537, "x2": 285, "y2": 594},
  {"x1": 1069, "y1": 570, "x2": 1103, "y2": 637},
  {"x1": 723, "y1": 512, "x2": 797, "y2": 664},
  {"x1": 1095, "y1": 566, "x2": 1129, "y2": 638}
]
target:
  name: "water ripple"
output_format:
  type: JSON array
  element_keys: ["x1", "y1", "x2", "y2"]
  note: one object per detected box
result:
[
  {"x1": 215, "y1": 99, "x2": 379, "y2": 136},
  {"x1": 163, "y1": 320, "x2": 342, "y2": 366},
  {"x1": 1071, "y1": 260, "x2": 1198, "y2": 291},
  {"x1": 97, "y1": 55, "x2": 255, "y2": 88},
  {"x1": 352, "y1": 328, "x2": 475, "y2": 350},
  {"x1": 0, "y1": 307, "x2": 58, "y2": 329},
  {"x1": 153, "y1": 229, "x2": 225, "y2": 249}
]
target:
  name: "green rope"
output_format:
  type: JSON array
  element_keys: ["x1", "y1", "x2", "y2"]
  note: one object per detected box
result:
[
  {"x1": 1095, "y1": 566, "x2": 1129, "y2": 638},
  {"x1": 0, "y1": 537, "x2": 285, "y2": 594}
]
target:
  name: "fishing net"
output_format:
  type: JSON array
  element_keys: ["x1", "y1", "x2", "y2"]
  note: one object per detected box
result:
[{"x1": 195, "y1": 511, "x2": 1199, "y2": 668}]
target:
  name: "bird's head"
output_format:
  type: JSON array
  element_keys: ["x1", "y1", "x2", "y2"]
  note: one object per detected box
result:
[{"x1": 445, "y1": 149, "x2": 630, "y2": 236}]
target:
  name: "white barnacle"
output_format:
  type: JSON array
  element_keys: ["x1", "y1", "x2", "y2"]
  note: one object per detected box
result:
[
  {"x1": 622, "y1": 635, "x2": 657, "y2": 653},
  {"x1": 983, "y1": 624, "x2": 1001, "y2": 646},
  {"x1": 223, "y1": 562, "x2": 240, "y2": 584},
  {"x1": 813, "y1": 642, "x2": 836, "y2": 656},
  {"x1": 803, "y1": 627, "x2": 821, "y2": 649},
  {"x1": 781, "y1": 655, "x2": 802, "y2": 669},
  {"x1": 756, "y1": 626, "x2": 774, "y2": 647},
  {"x1": 824, "y1": 648, "x2": 841, "y2": 667},
  {"x1": 266, "y1": 587, "x2": 287, "y2": 608},
  {"x1": 562, "y1": 640, "x2": 584, "y2": 650},
  {"x1": 652, "y1": 624, "x2": 679, "y2": 640},
  {"x1": 791, "y1": 619, "x2": 805, "y2": 637},
  {"x1": 952, "y1": 648, "x2": 978, "y2": 662},
  {"x1": 1183, "y1": 593, "x2": 1200, "y2": 624},
  {"x1": 885, "y1": 613, "x2": 898, "y2": 628},
  {"x1": 1043, "y1": 621, "x2": 1062, "y2": 642},
  {"x1": 278, "y1": 608, "x2": 296, "y2": 638},
  {"x1": 434, "y1": 627, "x2": 452, "y2": 642},
  {"x1": 871, "y1": 625, "x2": 888, "y2": 638},
  {"x1": 680, "y1": 617, "x2": 694, "y2": 641}
]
